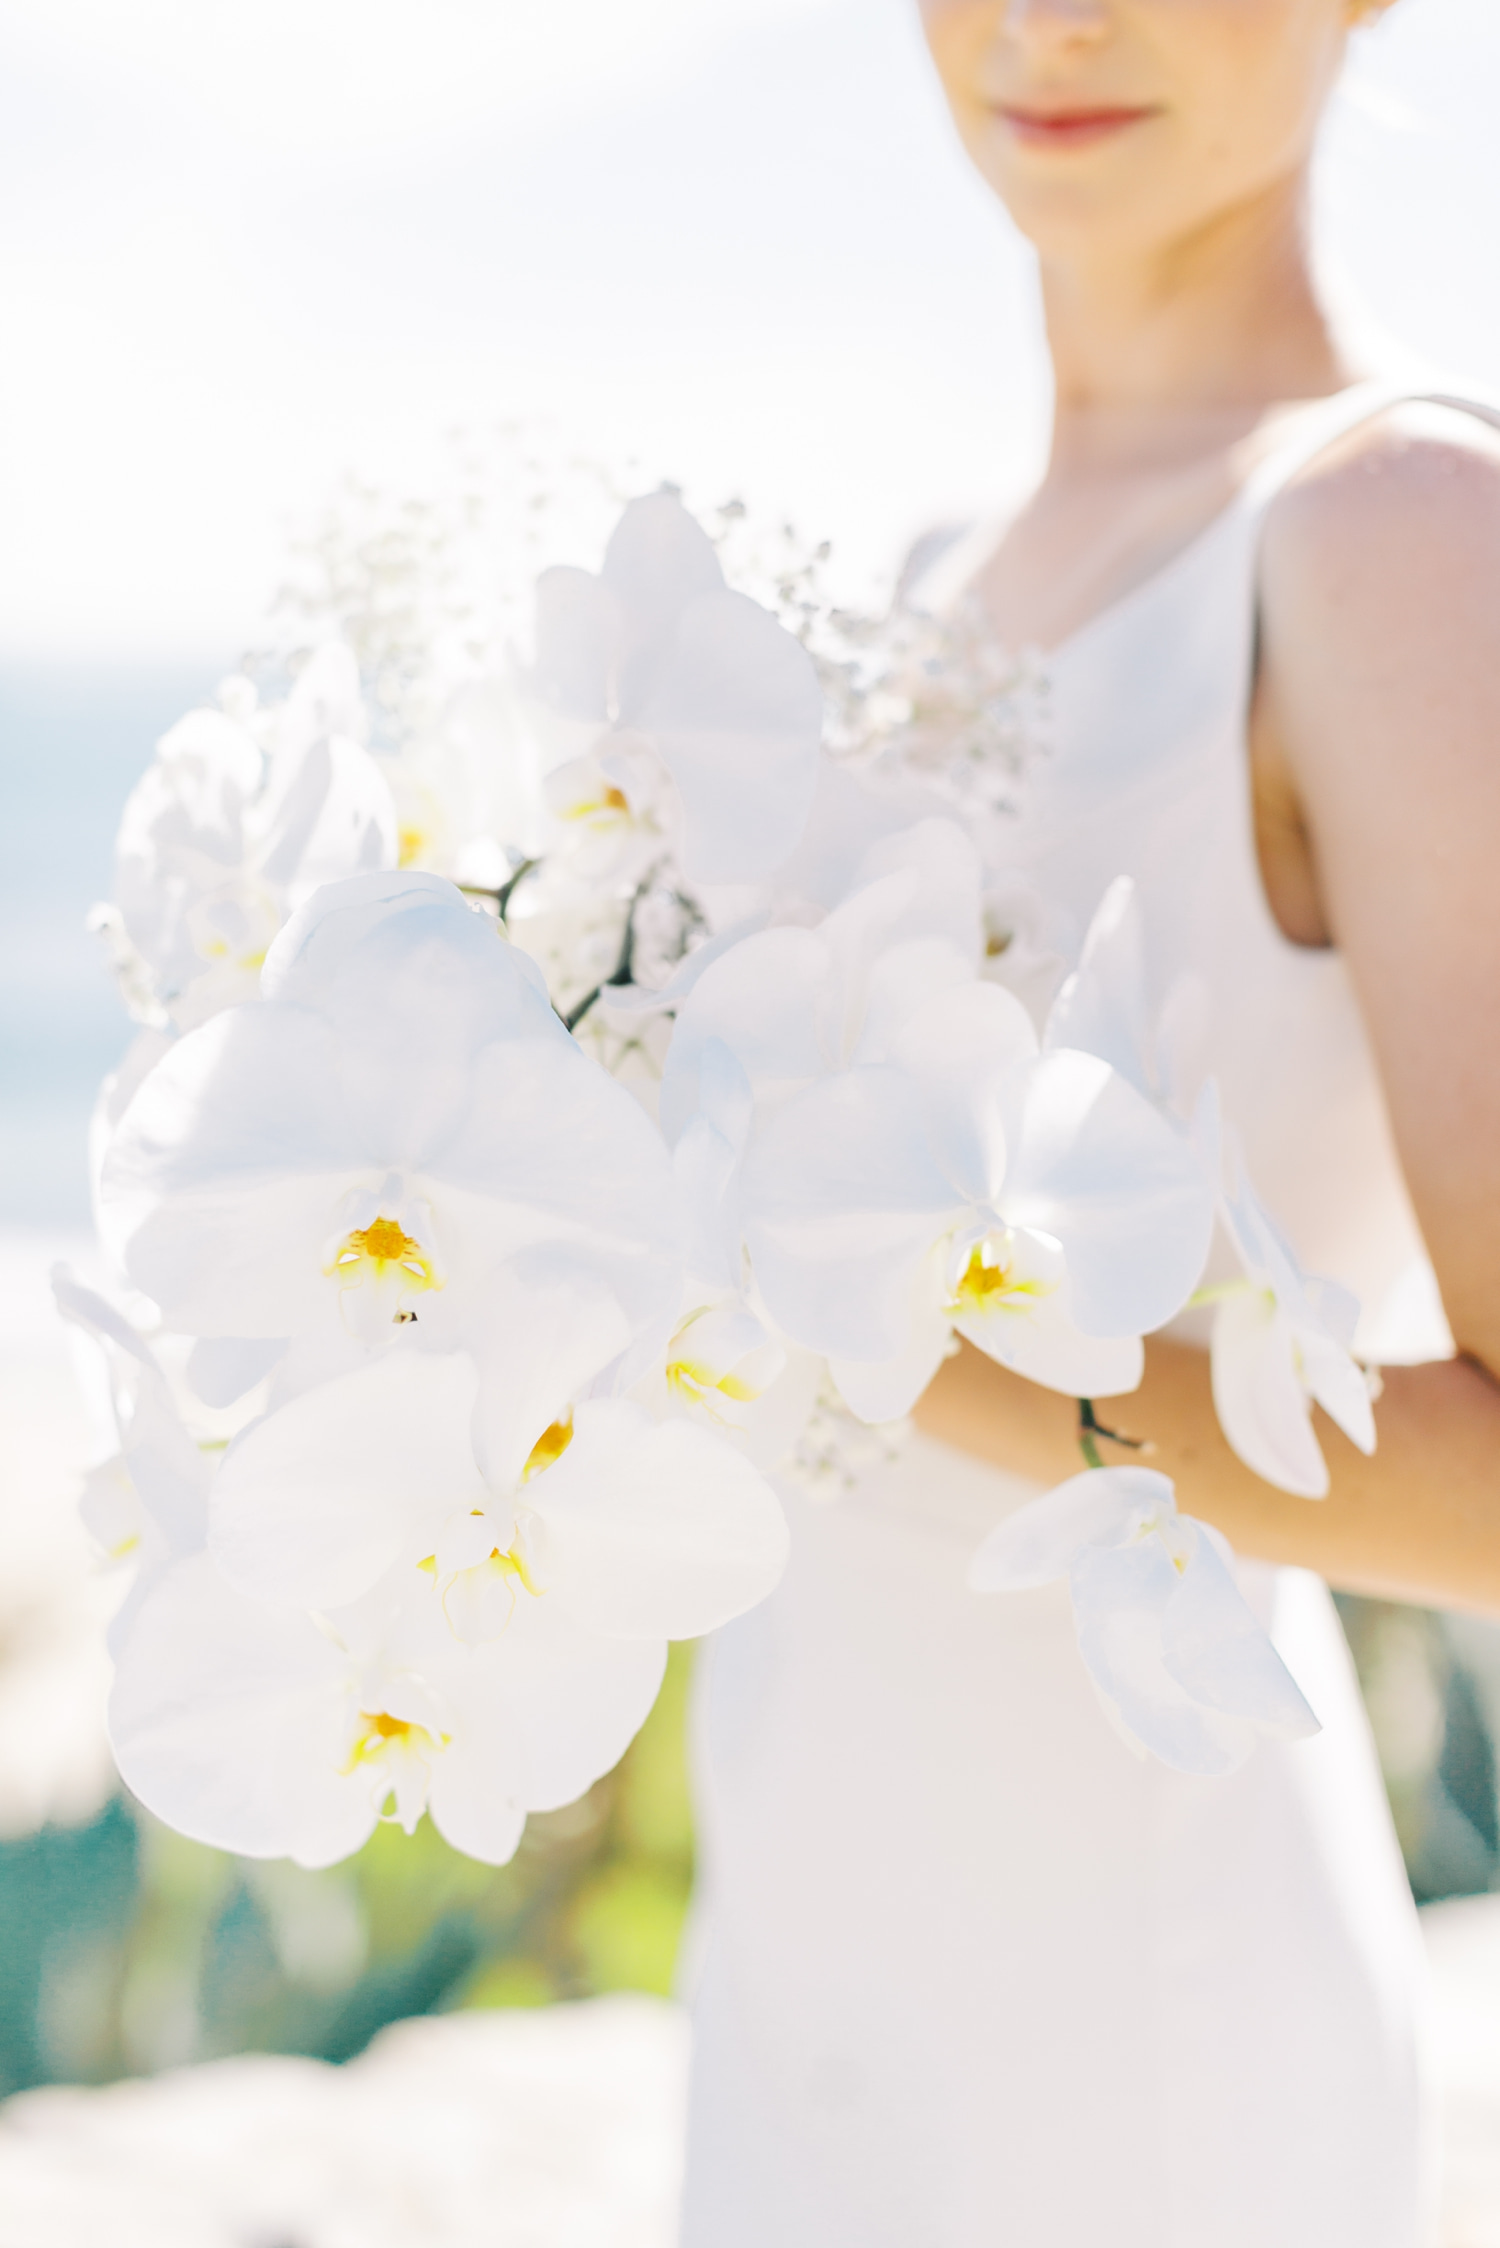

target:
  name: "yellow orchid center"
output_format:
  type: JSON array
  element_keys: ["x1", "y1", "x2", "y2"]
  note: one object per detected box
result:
[
  {"x1": 343, "y1": 1708, "x2": 447, "y2": 1774},
  {"x1": 667, "y1": 1354, "x2": 760, "y2": 1408},
  {"x1": 487, "y1": 1540, "x2": 544, "y2": 1597},
  {"x1": 327, "y1": 1217, "x2": 440, "y2": 1318},
  {"x1": 397, "y1": 823, "x2": 429, "y2": 869},
  {"x1": 946, "y1": 1242, "x2": 1053, "y2": 1319},
  {"x1": 343, "y1": 1709, "x2": 450, "y2": 1832},
  {"x1": 351, "y1": 1709, "x2": 419, "y2": 1753},
  {"x1": 522, "y1": 1412, "x2": 574, "y2": 1481},
  {"x1": 419, "y1": 1529, "x2": 542, "y2": 1603},
  {"x1": 1135, "y1": 1512, "x2": 1192, "y2": 1576},
  {"x1": 200, "y1": 935, "x2": 268, "y2": 971},
  {"x1": 561, "y1": 781, "x2": 633, "y2": 833}
]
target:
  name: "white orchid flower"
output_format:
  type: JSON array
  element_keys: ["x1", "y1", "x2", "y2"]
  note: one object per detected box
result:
[
  {"x1": 204, "y1": 1258, "x2": 789, "y2": 1642},
  {"x1": 741, "y1": 978, "x2": 1215, "y2": 1422},
  {"x1": 979, "y1": 868, "x2": 1077, "y2": 1031},
  {"x1": 636, "y1": 1036, "x2": 823, "y2": 1467},
  {"x1": 630, "y1": 1297, "x2": 824, "y2": 1474},
  {"x1": 660, "y1": 817, "x2": 984, "y2": 1144},
  {"x1": 669, "y1": 1034, "x2": 754, "y2": 1294},
  {"x1": 1022, "y1": 879, "x2": 1374, "y2": 1492},
  {"x1": 253, "y1": 646, "x2": 393, "y2": 894},
  {"x1": 99, "y1": 871, "x2": 682, "y2": 1353},
  {"x1": 103, "y1": 700, "x2": 265, "y2": 1025},
  {"x1": 52, "y1": 1270, "x2": 214, "y2": 1656},
  {"x1": 522, "y1": 490, "x2": 823, "y2": 884},
  {"x1": 542, "y1": 737, "x2": 677, "y2": 888},
  {"x1": 103, "y1": 648, "x2": 397, "y2": 1031},
  {"x1": 380, "y1": 670, "x2": 550, "y2": 877},
  {"x1": 1044, "y1": 874, "x2": 1212, "y2": 1129},
  {"x1": 1209, "y1": 1164, "x2": 1378, "y2": 1498},
  {"x1": 968, "y1": 1466, "x2": 1320, "y2": 1774},
  {"x1": 108, "y1": 1551, "x2": 667, "y2": 1869}
]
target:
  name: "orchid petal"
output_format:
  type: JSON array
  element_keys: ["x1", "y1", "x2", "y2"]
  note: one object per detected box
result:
[
  {"x1": 660, "y1": 926, "x2": 831, "y2": 1141},
  {"x1": 641, "y1": 589, "x2": 823, "y2": 882},
  {"x1": 956, "y1": 1289, "x2": 1143, "y2": 1397},
  {"x1": 525, "y1": 1401, "x2": 789, "y2": 1640},
  {"x1": 469, "y1": 1254, "x2": 635, "y2": 1493},
  {"x1": 529, "y1": 564, "x2": 615, "y2": 724},
  {"x1": 109, "y1": 1555, "x2": 377, "y2": 1869},
  {"x1": 264, "y1": 871, "x2": 560, "y2": 1075},
  {"x1": 1297, "y1": 1322, "x2": 1377, "y2": 1457},
  {"x1": 52, "y1": 1270, "x2": 211, "y2": 1554},
  {"x1": 440, "y1": 1600, "x2": 668, "y2": 1834},
  {"x1": 601, "y1": 490, "x2": 726, "y2": 720},
  {"x1": 829, "y1": 1306, "x2": 950, "y2": 1425},
  {"x1": 967, "y1": 1467, "x2": 1171, "y2": 1591},
  {"x1": 103, "y1": 880, "x2": 682, "y2": 1345},
  {"x1": 258, "y1": 732, "x2": 395, "y2": 896},
  {"x1": 850, "y1": 817, "x2": 983, "y2": 968},
  {"x1": 1160, "y1": 1523, "x2": 1320, "y2": 1738},
  {"x1": 185, "y1": 1337, "x2": 286, "y2": 1408},
  {"x1": 210, "y1": 1352, "x2": 486, "y2": 1608},
  {"x1": 1210, "y1": 1289, "x2": 1331, "y2": 1498},
  {"x1": 275, "y1": 641, "x2": 366, "y2": 752},
  {"x1": 1043, "y1": 876, "x2": 1151, "y2": 1093},
  {"x1": 857, "y1": 938, "x2": 977, "y2": 1066},
  {"x1": 999, "y1": 1049, "x2": 1213, "y2": 1337},
  {"x1": 887, "y1": 980, "x2": 1039, "y2": 1203},
  {"x1": 673, "y1": 1116, "x2": 742, "y2": 1293},
  {"x1": 743, "y1": 1068, "x2": 958, "y2": 1360},
  {"x1": 604, "y1": 911, "x2": 771, "y2": 1018},
  {"x1": 100, "y1": 1006, "x2": 362, "y2": 1335},
  {"x1": 1070, "y1": 1541, "x2": 1255, "y2": 1776},
  {"x1": 424, "y1": 1771, "x2": 527, "y2": 1869}
]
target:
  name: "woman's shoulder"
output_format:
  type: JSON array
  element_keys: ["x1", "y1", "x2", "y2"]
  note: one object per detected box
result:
[
  {"x1": 1251, "y1": 388, "x2": 1500, "y2": 940},
  {"x1": 1256, "y1": 396, "x2": 1500, "y2": 795},
  {"x1": 1261, "y1": 396, "x2": 1500, "y2": 637}
]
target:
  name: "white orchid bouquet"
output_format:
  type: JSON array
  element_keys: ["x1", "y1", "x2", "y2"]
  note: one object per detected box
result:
[{"x1": 62, "y1": 485, "x2": 1380, "y2": 1870}]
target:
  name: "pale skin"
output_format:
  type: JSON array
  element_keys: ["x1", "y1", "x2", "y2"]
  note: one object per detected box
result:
[{"x1": 912, "y1": 0, "x2": 1500, "y2": 1614}]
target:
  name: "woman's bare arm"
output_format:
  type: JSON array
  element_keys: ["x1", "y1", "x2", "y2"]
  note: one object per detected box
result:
[
  {"x1": 916, "y1": 1339, "x2": 1500, "y2": 1616},
  {"x1": 919, "y1": 403, "x2": 1500, "y2": 1617}
]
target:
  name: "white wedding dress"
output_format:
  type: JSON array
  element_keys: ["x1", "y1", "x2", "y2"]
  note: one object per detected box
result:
[{"x1": 679, "y1": 383, "x2": 1500, "y2": 2247}]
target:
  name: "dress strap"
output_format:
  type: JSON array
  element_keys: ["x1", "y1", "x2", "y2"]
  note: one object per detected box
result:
[
  {"x1": 1238, "y1": 379, "x2": 1500, "y2": 515},
  {"x1": 903, "y1": 382, "x2": 1500, "y2": 622}
]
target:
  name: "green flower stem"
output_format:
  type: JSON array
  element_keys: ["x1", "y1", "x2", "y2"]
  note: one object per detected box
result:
[
  {"x1": 459, "y1": 856, "x2": 540, "y2": 926},
  {"x1": 564, "y1": 879, "x2": 648, "y2": 1035},
  {"x1": 1076, "y1": 1396, "x2": 1149, "y2": 1472}
]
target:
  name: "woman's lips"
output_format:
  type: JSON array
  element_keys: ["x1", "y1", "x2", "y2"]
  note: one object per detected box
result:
[{"x1": 997, "y1": 105, "x2": 1157, "y2": 150}]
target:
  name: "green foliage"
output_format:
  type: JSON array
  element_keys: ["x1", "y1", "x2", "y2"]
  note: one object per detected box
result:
[
  {"x1": 14, "y1": 1610, "x2": 1498, "y2": 2093},
  {"x1": 1337, "y1": 1595, "x2": 1500, "y2": 1902},
  {"x1": 0, "y1": 1644, "x2": 697, "y2": 2089}
]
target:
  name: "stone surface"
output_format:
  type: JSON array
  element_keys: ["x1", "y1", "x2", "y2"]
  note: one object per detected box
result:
[
  {"x1": 1425, "y1": 1895, "x2": 1500, "y2": 2248},
  {"x1": 3, "y1": 1902, "x2": 1500, "y2": 2244},
  {"x1": 0, "y1": 1995, "x2": 689, "y2": 2248}
]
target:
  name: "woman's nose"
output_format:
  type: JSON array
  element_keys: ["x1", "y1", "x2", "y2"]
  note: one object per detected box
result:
[{"x1": 1000, "y1": 0, "x2": 1111, "y2": 53}]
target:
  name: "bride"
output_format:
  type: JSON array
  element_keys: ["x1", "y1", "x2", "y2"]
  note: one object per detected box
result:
[{"x1": 679, "y1": 2, "x2": 1500, "y2": 2242}]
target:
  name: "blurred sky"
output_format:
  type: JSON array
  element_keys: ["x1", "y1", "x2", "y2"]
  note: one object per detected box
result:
[{"x1": 3, "y1": 0, "x2": 1500, "y2": 662}]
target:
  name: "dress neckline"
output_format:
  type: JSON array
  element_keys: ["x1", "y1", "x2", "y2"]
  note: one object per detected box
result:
[{"x1": 957, "y1": 378, "x2": 1405, "y2": 667}]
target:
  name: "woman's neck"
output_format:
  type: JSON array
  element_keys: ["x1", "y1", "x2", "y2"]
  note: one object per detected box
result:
[{"x1": 1039, "y1": 174, "x2": 1360, "y2": 474}]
